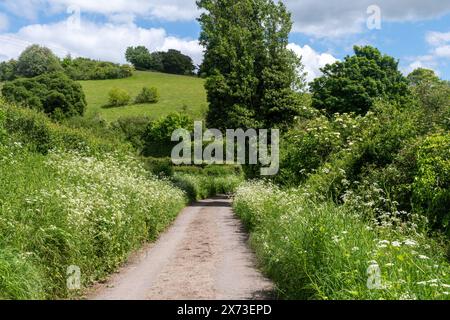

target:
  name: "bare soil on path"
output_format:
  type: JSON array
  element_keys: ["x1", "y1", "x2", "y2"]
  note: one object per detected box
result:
[{"x1": 88, "y1": 196, "x2": 274, "y2": 300}]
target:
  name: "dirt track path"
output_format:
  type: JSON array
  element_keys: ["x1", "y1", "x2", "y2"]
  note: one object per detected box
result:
[{"x1": 88, "y1": 196, "x2": 274, "y2": 300}]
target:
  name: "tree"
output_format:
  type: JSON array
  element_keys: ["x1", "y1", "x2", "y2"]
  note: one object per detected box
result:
[
  {"x1": 407, "y1": 68, "x2": 450, "y2": 129},
  {"x1": 16, "y1": 45, "x2": 63, "y2": 78},
  {"x1": 159, "y1": 49, "x2": 195, "y2": 75},
  {"x1": 197, "y1": 0, "x2": 306, "y2": 130},
  {"x1": 125, "y1": 46, "x2": 162, "y2": 71},
  {"x1": 0, "y1": 59, "x2": 18, "y2": 81},
  {"x1": 310, "y1": 46, "x2": 411, "y2": 115},
  {"x1": 1, "y1": 72, "x2": 86, "y2": 119}
]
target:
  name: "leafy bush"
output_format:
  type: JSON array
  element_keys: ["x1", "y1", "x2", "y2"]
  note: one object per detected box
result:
[
  {"x1": 107, "y1": 88, "x2": 131, "y2": 107},
  {"x1": 16, "y1": 45, "x2": 63, "y2": 78},
  {"x1": 62, "y1": 56, "x2": 133, "y2": 80},
  {"x1": 1, "y1": 103, "x2": 129, "y2": 155},
  {"x1": 125, "y1": 47, "x2": 195, "y2": 75},
  {"x1": 111, "y1": 116, "x2": 150, "y2": 151},
  {"x1": 144, "y1": 157, "x2": 174, "y2": 178},
  {"x1": 234, "y1": 181, "x2": 450, "y2": 300},
  {"x1": 1, "y1": 72, "x2": 86, "y2": 119},
  {"x1": 310, "y1": 46, "x2": 412, "y2": 115},
  {"x1": 0, "y1": 60, "x2": 17, "y2": 82},
  {"x1": 135, "y1": 87, "x2": 160, "y2": 104},
  {"x1": 413, "y1": 133, "x2": 450, "y2": 235},
  {"x1": 142, "y1": 113, "x2": 193, "y2": 157},
  {"x1": 173, "y1": 173, "x2": 243, "y2": 202}
]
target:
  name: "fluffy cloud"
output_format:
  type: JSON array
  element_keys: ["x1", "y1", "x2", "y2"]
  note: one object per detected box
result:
[
  {"x1": 402, "y1": 31, "x2": 450, "y2": 75},
  {"x1": 1, "y1": 0, "x2": 199, "y2": 22},
  {"x1": 288, "y1": 43, "x2": 338, "y2": 83},
  {"x1": 284, "y1": 0, "x2": 450, "y2": 38},
  {"x1": 0, "y1": 19, "x2": 203, "y2": 66}
]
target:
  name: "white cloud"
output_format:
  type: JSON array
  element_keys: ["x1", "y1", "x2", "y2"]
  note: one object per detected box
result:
[
  {"x1": 0, "y1": 13, "x2": 9, "y2": 32},
  {"x1": 288, "y1": 43, "x2": 338, "y2": 83},
  {"x1": 284, "y1": 0, "x2": 450, "y2": 38},
  {"x1": 1, "y1": 0, "x2": 199, "y2": 22},
  {"x1": 0, "y1": 19, "x2": 203, "y2": 66}
]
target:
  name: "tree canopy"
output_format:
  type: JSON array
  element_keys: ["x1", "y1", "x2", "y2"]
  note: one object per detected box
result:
[
  {"x1": 197, "y1": 0, "x2": 306, "y2": 130},
  {"x1": 310, "y1": 46, "x2": 411, "y2": 115},
  {"x1": 16, "y1": 45, "x2": 63, "y2": 78}
]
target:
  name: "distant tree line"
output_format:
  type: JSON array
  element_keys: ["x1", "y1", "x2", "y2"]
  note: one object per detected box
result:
[
  {"x1": 125, "y1": 46, "x2": 196, "y2": 75},
  {"x1": 0, "y1": 45, "x2": 133, "y2": 82}
]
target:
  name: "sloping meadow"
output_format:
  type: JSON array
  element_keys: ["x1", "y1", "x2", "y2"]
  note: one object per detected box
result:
[{"x1": 234, "y1": 181, "x2": 450, "y2": 300}]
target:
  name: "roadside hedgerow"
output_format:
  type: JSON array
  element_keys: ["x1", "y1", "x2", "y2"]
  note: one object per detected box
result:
[
  {"x1": 233, "y1": 181, "x2": 450, "y2": 300},
  {"x1": 1, "y1": 72, "x2": 86, "y2": 119}
]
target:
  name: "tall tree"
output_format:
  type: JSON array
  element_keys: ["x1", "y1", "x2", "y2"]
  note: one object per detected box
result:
[
  {"x1": 197, "y1": 0, "x2": 306, "y2": 130},
  {"x1": 16, "y1": 45, "x2": 63, "y2": 78},
  {"x1": 310, "y1": 46, "x2": 411, "y2": 115}
]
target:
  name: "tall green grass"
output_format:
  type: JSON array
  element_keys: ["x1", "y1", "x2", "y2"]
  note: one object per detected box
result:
[
  {"x1": 0, "y1": 143, "x2": 186, "y2": 299},
  {"x1": 233, "y1": 181, "x2": 450, "y2": 300}
]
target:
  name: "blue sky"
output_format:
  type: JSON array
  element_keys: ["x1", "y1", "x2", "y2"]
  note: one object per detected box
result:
[{"x1": 1, "y1": 0, "x2": 450, "y2": 82}]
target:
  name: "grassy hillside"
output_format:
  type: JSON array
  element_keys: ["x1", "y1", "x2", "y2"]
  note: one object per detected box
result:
[{"x1": 79, "y1": 71, "x2": 208, "y2": 122}]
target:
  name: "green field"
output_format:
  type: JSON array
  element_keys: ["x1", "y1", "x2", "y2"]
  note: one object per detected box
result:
[{"x1": 79, "y1": 71, "x2": 208, "y2": 122}]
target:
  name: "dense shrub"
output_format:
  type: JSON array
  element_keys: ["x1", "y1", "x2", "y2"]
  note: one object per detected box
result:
[
  {"x1": 16, "y1": 45, "x2": 63, "y2": 78},
  {"x1": 234, "y1": 182, "x2": 450, "y2": 300},
  {"x1": 111, "y1": 116, "x2": 150, "y2": 151},
  {"x1": 173, "y1": 173, "x2": 243, "y2": 202},
  {"x1": 142, "y1": 113, "x2": 193, "y2": 157},
  {"x1": 143, "y1": 157, "x2": 174, "y2": 178},
  {"x1": 62, "y1": 56, "x2": 133, "y2": 80},
  {"x1": 413, "y1": 133, "x2": 450, "y2": 235},
  {"x1": 135, "y1": 87, "x2": 159, "y2": 104},
  {"x1": 125, "y1": 47, "x2": 195, "y2": 75},
  {"x1": 1, "y1": 103, "x2": 129, "y2": 155},
  {"x1": 1, "y1": 72, "x2": 86, "y2": 119},
  {"x1": 0, "y1": 59, "x2": 17, "y2": 82},
  {"x1": 107, "y1": 88, "x2": 131, "y2": 107}
]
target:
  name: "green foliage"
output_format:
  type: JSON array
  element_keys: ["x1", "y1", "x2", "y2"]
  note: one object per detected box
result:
[
  {"x1": 62, "y1": 56, "x2": 133, "y2": 80},
  {"x1": 310, "y1": 46, "x2": 412, "y2": 115},
  {"x1": 157, "y1": 49, "x2": 195, "y2": 75},
  {"x1": 2, "y1": 103, "x2": 129, "y2": 155},
  {"x1": 0, "y1": 145, "x2": 186, "y2": 299},
  {"x1": 173, "y1": 173, "x2": 243, "y2": 202},
  {"x1": 125, "y1": 47, "x2": 195, "y2": 75},
  {"x1": 111, "y1": 116, "x2": 150, "y2": 151},
  {"x1": 107, "y1": 87, "x2": 131, "y2": 107},
  {"x1": 407, "y1": 68, "x2": 450, "y2": 131},
  {"x1": 1, "y1": 72, "x2": 86, "y2": 119},
  {"x1": 144, "y1": 157, "x2": 174, "y2": 178},
  {"x1": 135, "y1": 87, "x2": 160, "y2": 104},
  {"x1": 0, "y1": 59, "x2": 18, "y2": 82},
  {"x1": 198, "y1": 0, "x2": 306, "y2": 130},
  {"x1": 142, "y1": 113, "x2": 193, "y2": 157},
  {"x1": 16, "y1": 45, "x2": 63, "y2": 78},
  {"x1": 125, "y1": 46, "x2": 161, "y2": 71},
  {"x1": 79, "y1": 71, "x2": 207, "y2": 122},
  {"x1": 413, "y1": 133, "x2": 450, "y2": 235},
  {"x1": 234, "y1": 182, "x2": 450, "y2": 300}
]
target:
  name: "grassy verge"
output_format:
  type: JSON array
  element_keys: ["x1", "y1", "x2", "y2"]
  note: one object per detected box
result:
[
  {"x1": 233, "y1": 181, "x2": 450, "y2": 300},
  {"x1": 79, "y1": 71, "x2": 207, "y2": 122}
]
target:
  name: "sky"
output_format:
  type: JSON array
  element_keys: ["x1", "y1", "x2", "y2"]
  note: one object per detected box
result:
[{"x1": 1, "y1": 0, "x2": 450, "y2": 82}]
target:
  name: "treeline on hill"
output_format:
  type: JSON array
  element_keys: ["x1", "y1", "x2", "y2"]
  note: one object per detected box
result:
[
  {"x1": 125, "y1": 46, "x2": 196, "y2": 75},
  {"x1": 0, "y1": 45, "x2": 133, "y2": 82},
  {"x1": 198, "y1": 0, "x2": 450, "y2": 300}
]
